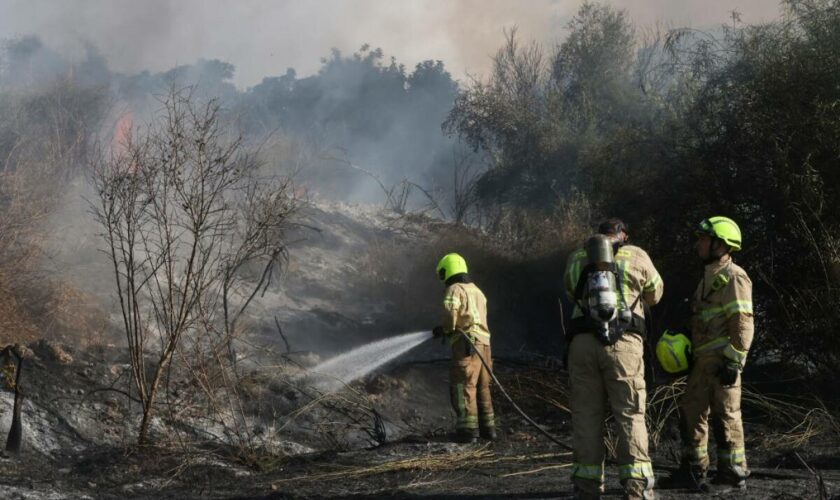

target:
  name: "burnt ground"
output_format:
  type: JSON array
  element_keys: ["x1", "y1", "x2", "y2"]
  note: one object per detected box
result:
[
  {"x1": 1, "y1": 342, "x2": 839, "y2": 499},
  {"x1": 2, "y1": 201, "x2": 837, "y2": 498}
]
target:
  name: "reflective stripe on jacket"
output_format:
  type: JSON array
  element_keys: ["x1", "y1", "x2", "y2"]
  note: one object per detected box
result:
[
  {"x1": 443, "y1": 282, "x2": 491, "y2": 345},
  {"x1": 563, "y1": 244, "x2": 663, "y2": 320},
  {"x1": 691, "y1": 255, "x2": 754, "y2": 361}
]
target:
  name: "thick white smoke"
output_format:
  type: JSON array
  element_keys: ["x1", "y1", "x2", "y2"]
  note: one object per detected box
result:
[{"x1": 0, "y1": 0, "x2": 782, "y2": 87}]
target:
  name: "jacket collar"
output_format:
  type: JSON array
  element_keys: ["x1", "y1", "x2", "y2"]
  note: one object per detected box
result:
[
  {"x1": 704, "y1": 253, "x2": 732, "y2": 276},
  {"x1": 445, "y1": 273, "x2": 472, "y2": 287}
]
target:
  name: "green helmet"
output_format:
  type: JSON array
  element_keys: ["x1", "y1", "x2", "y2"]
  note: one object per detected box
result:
[
  {"x1": 436, "y1": 253, "x2": 468, "y2": 281},
  {"x1": 656, "y1": 330, "x2": 692, "y2": 374},
  {"x1": 697, "y1": 216, "x2": 742, "y2": 252}
]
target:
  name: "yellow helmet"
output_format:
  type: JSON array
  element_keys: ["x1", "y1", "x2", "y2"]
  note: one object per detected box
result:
[
  {"x1": 696, "y1": 216, "x2": 742, "y2": 252},
  {"x1": 436, "y1": 253, "x2": 468, "y2": 281},
  {"x1": 656, "y1": 330, "x2": 692, "y2": 374}
]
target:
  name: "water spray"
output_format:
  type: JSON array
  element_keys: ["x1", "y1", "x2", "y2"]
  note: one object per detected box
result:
[
  {"x1": 305, "y1": 331, "x2": 430, "y2": 392},
  {"x1": 302, "y1": 329, "x2": 573, "y2": 453}
]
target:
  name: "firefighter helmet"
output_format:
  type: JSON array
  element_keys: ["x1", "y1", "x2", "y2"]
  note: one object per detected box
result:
[
  {"x1": 656, "y1": 330, "x2": 692, "y2": 374},
  {"x1": 436, "y1": 253, "x2": 468, "y2": 281},
  {"x1": 697, "y1": 216, "x2": 742, "y2": 252}
]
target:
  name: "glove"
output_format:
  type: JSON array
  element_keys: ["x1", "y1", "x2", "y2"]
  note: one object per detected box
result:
[
  {"x1": 718, "y1": 360, "x2": 740, "y2": 386},
  {"x1": 432, "y1": 326, "x2": 445, "y2": 339}
]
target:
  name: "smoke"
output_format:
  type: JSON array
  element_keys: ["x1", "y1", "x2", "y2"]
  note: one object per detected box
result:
[
  {"x1": 0, "y1": 0, "x2": 783, "y2": 88},
  {"x1": 0, "y1": 0, "x2": 786, "y2": 336},
  {"x1": 0, "y1": 0, "x2": 787, "y2": 208}
]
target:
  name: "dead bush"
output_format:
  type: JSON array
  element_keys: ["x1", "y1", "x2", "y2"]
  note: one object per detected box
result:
[
  {"x1": 92, "y1": 87, "x2": 300, "y2": 445},
  {"x1": 0, "y1": 80, "x2": 108, "y2": 345}
]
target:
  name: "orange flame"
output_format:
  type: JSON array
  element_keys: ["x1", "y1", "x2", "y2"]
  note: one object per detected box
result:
[{"x1": 111, "y1": 112, "x2": 137, "y2": 173}]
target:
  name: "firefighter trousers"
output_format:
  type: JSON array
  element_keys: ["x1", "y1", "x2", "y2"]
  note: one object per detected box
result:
[
  {"x1": 450, "y1": 337, "x2": 494, "y2": 432},
  {"x1": 678, "y1": 353, "x2": 748, "y2": 480},
  {"x1": 568, "y1": 333, "x2": 654, "y2": 500}
]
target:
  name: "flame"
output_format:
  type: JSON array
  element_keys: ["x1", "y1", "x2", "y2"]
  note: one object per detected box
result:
[{"x1": 111, "y1": 111, "x2": 137, "y2": 173}]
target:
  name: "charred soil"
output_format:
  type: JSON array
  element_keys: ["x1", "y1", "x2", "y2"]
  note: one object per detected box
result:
[{"x1": 1, "y1": 344, "x2": 839, "y2": 499}]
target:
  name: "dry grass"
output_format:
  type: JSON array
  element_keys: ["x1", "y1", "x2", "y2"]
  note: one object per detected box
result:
[
  {"x1": 37, "y1": 280, "x2": 111, "y2": 345},
  {"x1": 646, "y1": 377, "x2": 687, "y2": 447},
  {"x1": 0, "y1": 278, "x2": 111, "y2": 347},
  {"x1": 271, "y1": 447, "x2": 496, "y2": 484},
  {"x1": 0, "y1": 287, "x2": 40, "y2": 345},
  {"x1": 502, "y1": 367, "x2": 571, "y2": 415},
  {"x1": 500, "y1": 463, "x2": 572, "y2": 477},
  {"x1": 478, "y1": 192, "x2": 593, "y2": 259},
  {"x1": 0, "y1": 82, "x2": 108, "y2": 346},
  {"x1": 493, "y1": 363, "x2": 839, "y2": 457},
  {"x1": 270, "y1": 447, "x2": 570, "y2": 486},
  {"x1": 743, "y1": 390, "x2": 840, "y2": 451},
  {"x1": 644, "y1": 376, "x2": 840, "y2": 453}
]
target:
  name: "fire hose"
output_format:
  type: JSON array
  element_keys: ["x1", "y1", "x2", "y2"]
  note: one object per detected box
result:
[
  {"x1": 457, "y1": 330, "x2": 573, "y2": 453},
  {"x1": 455, "y1": 332, "x2": 821, "y2": 485}
]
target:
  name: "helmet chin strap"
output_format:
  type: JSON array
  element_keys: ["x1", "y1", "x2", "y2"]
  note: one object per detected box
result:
[
  {"x1": 703, "y1": 237, "x2": 729, "y2": 264},
  {"x1": 609, "y1": 232, "x2": 628, "y2": 252}
]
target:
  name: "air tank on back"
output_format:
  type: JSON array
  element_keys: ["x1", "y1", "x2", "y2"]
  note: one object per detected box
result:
[{"x1": 585, "y1": 235, "x2": 618, "y2": 338}]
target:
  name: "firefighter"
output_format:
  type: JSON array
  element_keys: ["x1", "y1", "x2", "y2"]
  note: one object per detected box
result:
[
  {"x1": 432, "y1": 253, "x2": 495, "y2": 444},
  {"x1": 564, "y1": 219, "x2": 663, "y2": 500},
  {"x1": 661, "y1": 216, "x2": 753, "y2": 491}
]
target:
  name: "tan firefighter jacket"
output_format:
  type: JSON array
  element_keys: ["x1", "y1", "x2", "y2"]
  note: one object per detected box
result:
[
  {"x1": 442, "y1": 282, "x2": 491, "y2": 345},
  {"x1": 690, "y1": 254, "x2": 754, "y2": 366},
  {"x1": 564, "y1": 244, "x2": 664, "y2": 321}
]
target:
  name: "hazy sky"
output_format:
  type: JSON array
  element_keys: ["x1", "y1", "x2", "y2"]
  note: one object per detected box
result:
[{"x1": 0, "y1": 0, "x2": 783, "y2": 88}]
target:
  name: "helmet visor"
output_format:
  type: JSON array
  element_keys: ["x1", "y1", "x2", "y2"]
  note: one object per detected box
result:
[{"x1": 696, "y1": 218, "x2": 714, "y2": 236}]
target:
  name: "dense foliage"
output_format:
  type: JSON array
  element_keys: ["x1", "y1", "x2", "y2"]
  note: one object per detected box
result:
[{"x1": 446, "y1": 0, "x2": 840, "y2": 371}]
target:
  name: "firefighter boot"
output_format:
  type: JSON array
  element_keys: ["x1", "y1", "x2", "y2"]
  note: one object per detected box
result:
[
  {"x1": 711, "y1": 467, "x2": 747, "y2": 491},
  {"x1": 479, "y1": 425, "x2": 497, "y2": 441},
  {"x1": 455, "y1": 428, "x2": 479, "y2": 444},
  {"x1": 572, "y1": 482, "x2": 603, "y2": 500},
  {"x1": 657, "y1": 465, "x2": 709, "y2": 492}
]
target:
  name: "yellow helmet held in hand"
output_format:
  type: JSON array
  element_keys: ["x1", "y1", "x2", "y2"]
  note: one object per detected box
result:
[
  {"x1": 696, "y1": 216, "x2": 742, "y2": 252},
  {"x1": 436, "y1": 253, "x2": 468, "y2": 281},
  {"x1": 656, "y1": 330, "x2": 692, "y2": 374}
]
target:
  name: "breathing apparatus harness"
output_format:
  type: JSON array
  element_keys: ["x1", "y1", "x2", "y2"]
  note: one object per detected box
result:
[
  {"x1": 571, "y1": 235, "x2": 645, "y2": 345},
  {"x1": 455, "y1": 330, "x2": 658, "y2": 467}
]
